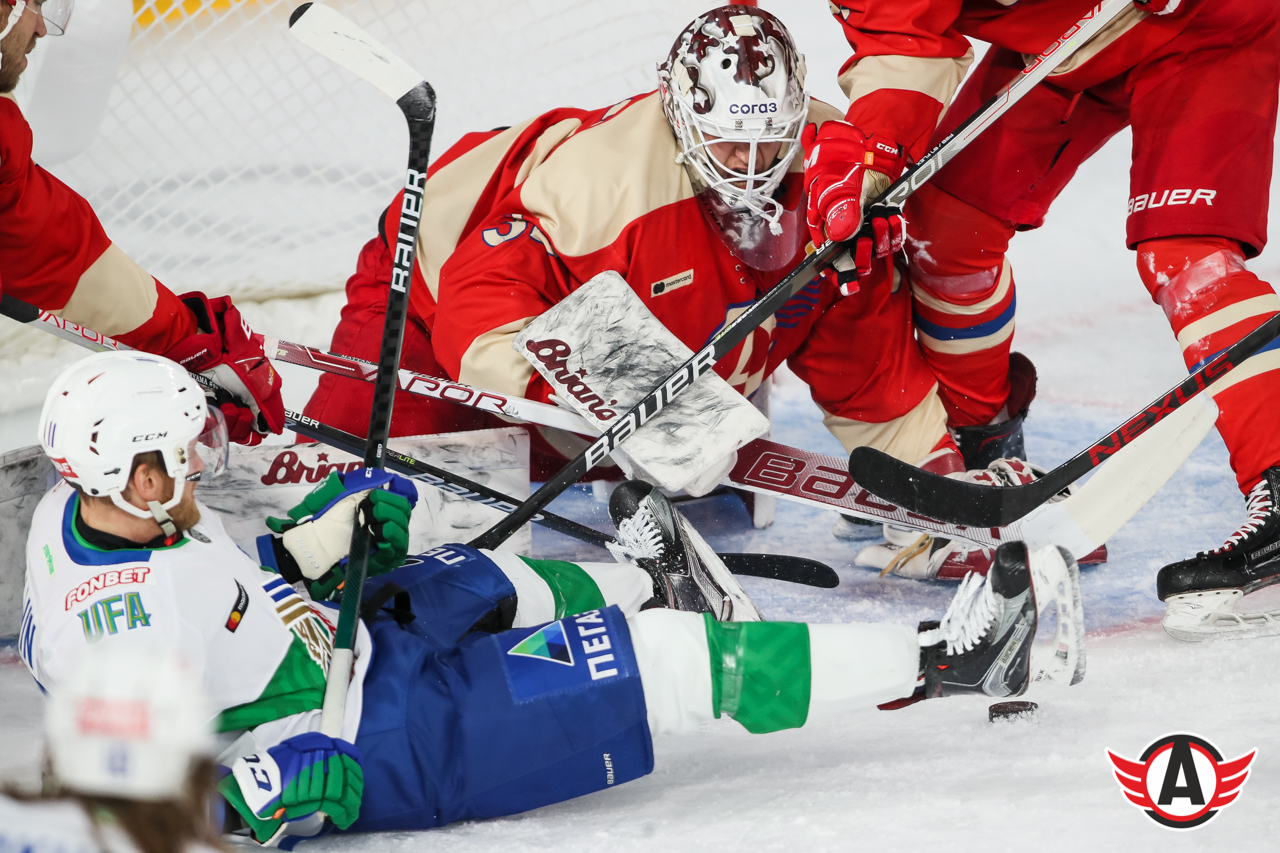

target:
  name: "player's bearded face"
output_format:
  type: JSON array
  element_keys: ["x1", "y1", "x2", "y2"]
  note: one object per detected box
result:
[{"x1": 0, "y1": 2, "x2": 45, "y2": 93}]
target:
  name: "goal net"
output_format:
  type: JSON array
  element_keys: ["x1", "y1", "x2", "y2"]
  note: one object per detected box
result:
[
  {"x1": 22, "y1": 0, "x2": 718, "y2": 302},
  {"x1": 0, "y1": 0, "x2": 717, "y2": 415}
]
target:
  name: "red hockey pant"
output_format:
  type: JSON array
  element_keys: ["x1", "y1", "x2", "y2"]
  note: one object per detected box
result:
[{"x1": 906, "y1": 0, "x2": 1280, "y2": 491}]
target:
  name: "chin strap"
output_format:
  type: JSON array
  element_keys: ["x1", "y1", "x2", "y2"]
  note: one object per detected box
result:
[{"x1": 146, "y1": 500, "x2": 179, "y2": 538}]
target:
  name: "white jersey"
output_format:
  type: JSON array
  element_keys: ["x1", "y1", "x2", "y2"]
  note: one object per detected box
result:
[
  {"x1": 0, "y1": 795, "x2": 221, "y2": 853},
  {"x1": 20, "y1": 482, "x2": 370, "y2": 750}
]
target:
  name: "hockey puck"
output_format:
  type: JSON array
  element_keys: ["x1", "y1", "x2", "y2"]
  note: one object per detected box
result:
[{"x1": 988, "y1": 701, "x2": 1038, "y2": 723}]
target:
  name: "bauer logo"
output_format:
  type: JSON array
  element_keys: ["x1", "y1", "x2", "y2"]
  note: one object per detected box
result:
[{"x1": 1106, "y1": 733, "x2": 1256, "y2": 829}]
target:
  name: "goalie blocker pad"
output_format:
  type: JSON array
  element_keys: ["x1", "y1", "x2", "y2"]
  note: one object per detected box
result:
[{"x1": 514, "y1": 272, "x2": 769, "y2": 493}]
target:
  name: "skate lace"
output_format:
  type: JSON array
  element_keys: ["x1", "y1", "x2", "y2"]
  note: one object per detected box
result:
[
  {"x1": 921, "y1": 571, "x2": 998, "y2": 655},
  {"x1": 1210, "y1": 480, "x2": 1273, "y2": 554},
  {"x1": 609, "y1": 510, "x2": 666, "y2": 564}
]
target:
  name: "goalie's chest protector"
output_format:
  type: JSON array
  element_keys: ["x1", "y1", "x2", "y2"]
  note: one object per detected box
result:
[{"x1": 22, "y1": 482, "x2": 347, "y2": 732}]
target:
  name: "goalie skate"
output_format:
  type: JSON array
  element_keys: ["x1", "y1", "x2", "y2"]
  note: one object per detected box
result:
[{"x1": 608, "y1": 479, "x2": 763, "y2": 621}]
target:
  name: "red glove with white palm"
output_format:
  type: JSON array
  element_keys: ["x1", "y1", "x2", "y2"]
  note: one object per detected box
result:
[
  {"x1": 163, "y1": 292, "x2": 285, "y2": 446},
  {"x1": 801, "y1": 121, "x2": 906, "y2": 293}
]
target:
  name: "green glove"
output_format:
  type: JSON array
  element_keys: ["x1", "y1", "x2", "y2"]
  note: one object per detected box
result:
[
  {"x1": 220, "y1": 732, "x2": 363, "y2": 841},
  {"x1": 265, "y1": 470, "x2": 417, "y2": 600}
]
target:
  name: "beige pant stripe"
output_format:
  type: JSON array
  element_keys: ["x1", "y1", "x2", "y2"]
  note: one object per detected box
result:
[
  {"x1": 821, "y1": 385, "x2": 948, "y2": 463},
  {"x1": 910, "y1": 260, "x2": 1012, "y2": 316},
  {"x1": 1206, "y1": 349, "x2": 1280, "y2": 397},
  {"x1": 918, "y1": 321, "x2": 1015, "y2": 356},
  {"x1": 1176, "y1": 295, "x2": 1280, "y2": 352}
]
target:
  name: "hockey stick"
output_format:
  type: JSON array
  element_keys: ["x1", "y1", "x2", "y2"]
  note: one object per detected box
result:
[
  {"x1": 286, "y1": 408, "x2": 839, "y2": 588},
  {"x1": 0, "y1": 286, "x2": 1211, "y2": 575},
  {"x1": 0, "y1": 289, "x2": 839, "y2": 589},
  {"x1": 467, "y1": 0, "x2": 1136, "y2": 550},
  {"x1": 849, "y1": 312, "x2": 1280, "y2": 526},
  {"x1": 287, "y1": 1, "x2": 434, "y2": 743}
]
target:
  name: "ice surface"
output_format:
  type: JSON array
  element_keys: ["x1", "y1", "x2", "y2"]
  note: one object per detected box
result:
[{"x1": 3, "y1": 0, "x2": 1280, "y2": 847}]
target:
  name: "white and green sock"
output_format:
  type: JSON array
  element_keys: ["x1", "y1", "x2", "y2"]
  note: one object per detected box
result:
[{"x1": 629, "y1": 610, "x2": 919, "y2": 735}]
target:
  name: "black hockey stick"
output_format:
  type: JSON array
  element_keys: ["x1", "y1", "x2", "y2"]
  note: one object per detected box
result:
[
  {"x1": 467, "y1": 0, "x2": 1135, "y2": 551},
  {"x1": 850, "y1": 312, "x2": 1280, "y2": 526},
  {"x1": 287, "y1": 409, "x2": 838, "y2": 588},
  {"x1": 0, "y1": 290, "x2": 840, "y2": 589},
  {"x1": 287, "y1": 2, "x2": 434, "y2": 741}
]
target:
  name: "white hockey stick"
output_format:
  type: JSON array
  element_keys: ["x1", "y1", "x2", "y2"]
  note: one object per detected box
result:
[{"x1": 1018, "y1": 393, "x2": 1219, "y2": 558}]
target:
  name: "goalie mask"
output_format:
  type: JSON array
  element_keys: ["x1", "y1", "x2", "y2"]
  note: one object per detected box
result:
[
  {"x1": 659, "y1": 5, "x2": 809, "y2": 270},
  {"x1": 39, "y1": 350, "x2": 228, "y2": 536}
]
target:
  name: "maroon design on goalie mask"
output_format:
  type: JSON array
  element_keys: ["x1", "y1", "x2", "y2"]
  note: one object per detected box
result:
[
  {"x1": 669, "y1": 6, "x2": 794, "y2": 115},
  {"x1": 524, "y1": 339, "x2": 620, "y2": 421}
]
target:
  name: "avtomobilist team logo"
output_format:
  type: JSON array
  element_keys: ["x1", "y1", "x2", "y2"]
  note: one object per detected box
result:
[{"x1": 1106, "y1": 734, "x2": 1256, "y2": 829}]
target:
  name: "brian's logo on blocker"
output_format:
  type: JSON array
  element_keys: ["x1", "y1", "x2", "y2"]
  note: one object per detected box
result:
[{"x1": 1107, "y1": 733, "x2": 1256, "y2": 829}]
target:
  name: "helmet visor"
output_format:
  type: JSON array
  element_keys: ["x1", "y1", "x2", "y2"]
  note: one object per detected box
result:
[
  {"x1": 189, "y1": 407, "x2": 229, "y2": 482},
  {"x1": 33, "y1": 0, "x2": 73, "y2": 35}
]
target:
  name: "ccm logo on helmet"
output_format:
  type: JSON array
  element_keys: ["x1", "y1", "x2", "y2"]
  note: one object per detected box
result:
[
  {"x1": 132, "y1": 432, "x2": 168, "y2": 442},
  {"x1": 729, "y1": 102, "x2": 778, "y2": 115}
]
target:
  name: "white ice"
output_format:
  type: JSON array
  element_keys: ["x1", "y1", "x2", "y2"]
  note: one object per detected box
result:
[{"x1": 4, "y1": 0, "x2": 1280, "y2": 848}]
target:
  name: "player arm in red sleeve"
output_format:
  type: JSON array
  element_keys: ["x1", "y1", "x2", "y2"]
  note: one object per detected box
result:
[
  {"x1": 800, "y1": 1, "x2": 972, "y2": 270},
  {"x1": 0, "y1": 96, "x2": 282, "y2": 444}
]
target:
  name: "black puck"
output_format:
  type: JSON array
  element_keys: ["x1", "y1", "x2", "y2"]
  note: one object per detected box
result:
[{"x1": 989, "y1": 700, "x2": 1038, "y2": 723}]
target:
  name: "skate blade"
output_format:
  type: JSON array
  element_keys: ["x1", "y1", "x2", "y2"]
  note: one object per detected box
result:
[
  {"x1": 676, "y1": 512, "x2": 764, "y2": 621},
  {"x1": 1028, "y1": 545, "x2": 1087, "y2": 686},
  {"x1": 1162, "y1": 589, "x2": 1280, "y2": 641}
]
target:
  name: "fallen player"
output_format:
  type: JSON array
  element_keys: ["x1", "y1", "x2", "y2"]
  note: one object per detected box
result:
[{"x1": 23, "y1": 349, "x2": 1085, "y2": 841}]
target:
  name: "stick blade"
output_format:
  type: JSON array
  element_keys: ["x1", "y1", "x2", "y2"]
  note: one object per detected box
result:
[
  {"x1": 289, "y1": 2, "x2": 422, "y2": 102},
  {"x1": 719, "y1": 553, "x2": 840, "y2": 588},
  {"x1": 847, "y1": 446, "x2": 1035, "y2": 526}
]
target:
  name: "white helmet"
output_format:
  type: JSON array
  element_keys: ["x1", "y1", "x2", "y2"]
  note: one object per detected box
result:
[
  {"x1": 46, "y1": 644, "x2": 214, "y2": 800},
  {"x1": 659, "y1": 5, "x2": 809, "y2": 244},
  {"x1": 39, "y1": 350, "x2": 228, "y2": 536}
]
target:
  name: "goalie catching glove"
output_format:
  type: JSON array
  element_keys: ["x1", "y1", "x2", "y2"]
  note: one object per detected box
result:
[
  {"x1": 163, "y1": 292, "x2": 286, "y2": 446},
  {"x1": 220, "y1": 732, "x2": 363, "y2": 841},
  {"x1": 259, "y1": 469, "x2": 418, "y2": 600}
]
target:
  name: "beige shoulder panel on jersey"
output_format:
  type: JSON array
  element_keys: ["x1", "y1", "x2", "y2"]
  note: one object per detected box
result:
[
  {"x1": 838, "y1": 49, "x2": 975, "y2": 116},
  {"x1": 55, "y1": 243, "x2": 159, "y2": 337},
  {"x1": 518, "y1": 95, "x2": 693, "y2": 260},
  {"x1": 821, "y1": 386, "x2": 948, "y2": 465},
  {"x1": 415, "y1": 116, "x2": 584, "y2": 301}
]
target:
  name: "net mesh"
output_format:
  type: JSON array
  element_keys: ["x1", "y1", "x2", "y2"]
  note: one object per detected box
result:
[{"x1": 40, "y1": 0, "x2": 714, "y2": 301}]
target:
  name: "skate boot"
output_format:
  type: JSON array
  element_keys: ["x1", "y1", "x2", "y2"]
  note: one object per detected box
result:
[
  {"x1": 856, "y1": 457, "x2": 1032, "y2": 579},
  {"x1": 921, "y1": 541, "x2": 1086, "y2": 696},
  {"x1": 921, "y1": 542, "x2": 1037, "y2": 698},
  {"x1": 1158, "y1": 467, "x2": 1280, "y2": 641},
  {"x1": 952, "y1": 352, "x2": 1036, "y2": 470},
  {"x1": 609, "y1": 479, "x2": 763, "y2": 621}
]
